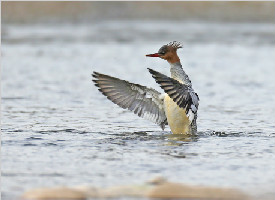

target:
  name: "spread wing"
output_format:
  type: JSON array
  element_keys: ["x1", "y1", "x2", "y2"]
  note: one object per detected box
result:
[
  {"x1": 148, "y1": 68, "x2": 199, "y2": 118},
  {"x1": 92, "y1": 72, "x2": 167, "y2": 130}
]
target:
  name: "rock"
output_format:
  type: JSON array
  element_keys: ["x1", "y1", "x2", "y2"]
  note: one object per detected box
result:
[
  {"x1": 101, "y1": 185, "x2": 151, "y2": 198},
  {"x1": 22, "y1": 187, "x2": 87, "y2": 200},
  {"x1": 70, "y1": 185, "x2": 101, "y2": 198},
  {"x1": 22, "y1": 178, "x2": 250, "y2": 200},
  {"x1": 146, "y1": 176, "x2": 167, "y2": 185},
  {"x1": 146, "y1": 182, "x2": 249, "y2": 200}
]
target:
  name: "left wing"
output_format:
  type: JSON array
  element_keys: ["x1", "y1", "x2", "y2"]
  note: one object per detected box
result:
[{"x1": 92, "y1": 71, "x2": 168, "y2": 129}]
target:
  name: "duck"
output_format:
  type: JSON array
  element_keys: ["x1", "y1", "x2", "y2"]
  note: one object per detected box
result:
[{"x1": 92, "y1": 41, "x2": 199, "y2": 134}]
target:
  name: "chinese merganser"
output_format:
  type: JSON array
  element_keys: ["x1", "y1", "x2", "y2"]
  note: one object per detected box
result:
[{"x1": 92, "y1": 41, "x2": 199, "y2": 134}]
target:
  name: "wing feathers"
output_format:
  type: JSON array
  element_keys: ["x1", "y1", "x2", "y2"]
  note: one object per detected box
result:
[
  {"x1": 148, "y1": 68, "x2": 199, "y2": 116},
  {"x1": 92, "y1": 71, "x2": 167, "y2": 129}
]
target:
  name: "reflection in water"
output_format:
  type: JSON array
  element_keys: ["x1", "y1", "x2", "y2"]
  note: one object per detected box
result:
[{"x1": 165, "y1": 134, "x2": 198, "y2": 146}]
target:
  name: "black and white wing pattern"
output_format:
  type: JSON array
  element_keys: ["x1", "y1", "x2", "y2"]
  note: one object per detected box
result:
[
  {"x1": 148, "y1": 68, "x2": 199, "y2": 121},
  {"x1": 92, "y1": 72, "x2": 167, "y2": 129}
]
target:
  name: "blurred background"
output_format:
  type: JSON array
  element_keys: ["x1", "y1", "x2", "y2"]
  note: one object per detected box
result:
[
  {"x1": 1, "y1": 2, "x2": 275, "y2": 200},
  {"x1": 2, "y1": 1, "x2": 275, "y2": 23}
]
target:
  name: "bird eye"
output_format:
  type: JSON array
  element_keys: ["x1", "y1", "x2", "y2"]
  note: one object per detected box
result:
[{"x1": 158, "y1": 45, "x2": 168, "y2": 55}]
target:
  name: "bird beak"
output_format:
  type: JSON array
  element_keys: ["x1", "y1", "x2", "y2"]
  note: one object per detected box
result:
[{"x1": 146, "y1": 53, "x2": 160, "y2": 57}]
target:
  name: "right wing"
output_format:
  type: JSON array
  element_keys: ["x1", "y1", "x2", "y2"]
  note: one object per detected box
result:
[
  {"x1": 92, "y1": 72, "x2": 167, "y2": 130},
  {"x1": 148, "y1": 68, "x2": 199, "y2": 117}
]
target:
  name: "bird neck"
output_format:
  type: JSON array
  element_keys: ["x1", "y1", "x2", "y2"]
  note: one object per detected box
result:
[
  {"x1": 167, "y1": 54, "x2": 180, "y2": 64},
  {"x1": 170, "y1": 62, "x2": 192, "y2": 86}
]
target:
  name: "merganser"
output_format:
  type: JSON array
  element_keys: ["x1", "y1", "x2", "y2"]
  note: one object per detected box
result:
[{"x1": 92, "y1": 41, "x2": 199, "y2": 134}]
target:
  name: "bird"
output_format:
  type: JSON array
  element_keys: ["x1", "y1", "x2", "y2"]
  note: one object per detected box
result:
[{"x1": 92, "y1": 41, "x2": 199, "y2": 134}]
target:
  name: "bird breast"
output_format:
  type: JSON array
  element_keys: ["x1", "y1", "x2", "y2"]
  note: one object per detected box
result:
[{"x1": 164, "y1": 94, "x2": 191, "y2": 134}]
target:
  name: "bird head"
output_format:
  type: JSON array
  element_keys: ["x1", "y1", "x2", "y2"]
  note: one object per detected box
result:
[{"x1": 146, "y1": 41, "x2": 183, "y2": 64}]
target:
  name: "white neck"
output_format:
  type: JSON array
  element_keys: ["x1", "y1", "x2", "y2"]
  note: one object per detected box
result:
[{"x1": 170, "y1": 62, "x2": 192, "y2": 86}]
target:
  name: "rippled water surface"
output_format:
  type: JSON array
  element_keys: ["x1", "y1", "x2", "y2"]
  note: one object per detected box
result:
[{"x1": 1, "y1": 21, "x2": 275, "y2": 200}]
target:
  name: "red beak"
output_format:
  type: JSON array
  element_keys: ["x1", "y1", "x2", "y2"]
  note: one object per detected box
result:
[{"x1": 146, "y1": 53, "x2": 160, "y2": 57}]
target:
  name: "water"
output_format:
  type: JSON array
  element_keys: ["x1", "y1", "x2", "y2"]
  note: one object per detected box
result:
[{"x1": 1, "y1": 21, "x2": 275, "y2": 200}]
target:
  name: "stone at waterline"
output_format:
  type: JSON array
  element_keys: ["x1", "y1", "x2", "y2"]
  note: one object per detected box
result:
[{"x1": 22, "y1": 177, "x2": 250, "y2": 200}]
